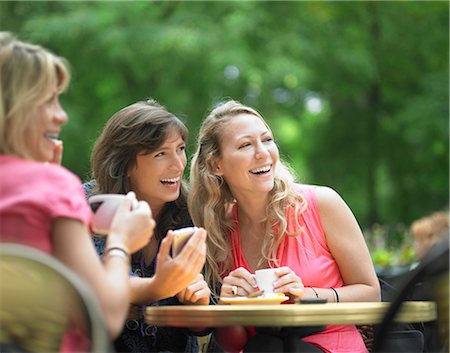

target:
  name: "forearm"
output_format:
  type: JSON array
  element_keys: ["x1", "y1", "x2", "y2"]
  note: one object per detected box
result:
[
  {"x1": 100, "y1": 256, "x2": 132, "y2": 336},
  {"x1": 304, "y1": 283, "x2": 380, "y2": 302},
  {"x1": 129, "y1": 276, "x2": 176, "y2": 305},
  {"x1": 52, "y1": 221, "x2": 131, "y2": 338}
]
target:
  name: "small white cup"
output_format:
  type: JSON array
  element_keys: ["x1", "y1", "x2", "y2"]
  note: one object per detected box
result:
[
  {"x1": 88, "y1": 194, "x2": 137, "y2": 235},
  {"x1": 255, "y1": 268, "x2": 278, "y2": 293}
]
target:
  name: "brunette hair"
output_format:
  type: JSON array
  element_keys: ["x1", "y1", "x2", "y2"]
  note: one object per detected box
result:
[{"x1": 90, "y1": 99, "x2": 191, "y2": 240}]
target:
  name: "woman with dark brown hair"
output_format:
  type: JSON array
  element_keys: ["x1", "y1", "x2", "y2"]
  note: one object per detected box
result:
[{"x1": 84, "y1": 99, "x2": 209, "y2": 353}]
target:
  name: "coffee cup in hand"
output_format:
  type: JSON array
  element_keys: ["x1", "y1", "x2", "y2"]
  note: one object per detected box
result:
[
  {"x1": 255, "y1": 268, "x2": 278, "y2": 293},
  {"x1": 88, "y1": 194, "x2": 138, "y2": 235}
]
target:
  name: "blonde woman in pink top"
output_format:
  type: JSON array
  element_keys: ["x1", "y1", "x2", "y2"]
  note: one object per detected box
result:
[
  {"x1": 0, "y1": 32, "x2": 155, "y2": 345},
  {"x1": 189, "y1": 100, "x2": 380, "y2": 353}
]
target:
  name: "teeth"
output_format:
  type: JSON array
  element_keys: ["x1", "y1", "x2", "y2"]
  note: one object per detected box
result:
[
  {"x1": 161, "y1": 177, "x2": 180, "y2": 183},
  {"x1": 250, "y1": 165, "x2": 271, "y2": 174},
  {"x1": 45, "y1": 133, "x2": 59, "y2": 140}
]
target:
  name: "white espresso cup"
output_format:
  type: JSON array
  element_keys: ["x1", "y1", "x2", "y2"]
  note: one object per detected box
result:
[
  {"x1": 88, "y1": 194, "x2": 138, "y2": 235},
  {"x1": 255, "y1": 268, "x2": 278, "y2": 293}
]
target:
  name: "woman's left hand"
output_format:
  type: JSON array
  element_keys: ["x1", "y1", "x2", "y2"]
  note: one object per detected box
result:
[
  {"x1": 176, "y1": 273, "x2": 211, "y2": 305},
  {"x1": 51, "y1": 140, "x2": 63, "y2": 164},
  {"x1": 273, "y1": 266, "x2": 305, "y2": 300}
]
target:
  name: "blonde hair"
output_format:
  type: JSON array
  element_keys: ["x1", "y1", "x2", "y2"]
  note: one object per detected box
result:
[
  {"x1": 189, "y1": 99, "x2": 306, "y2": 298},
  {"x1": 0, "y1": 32, "x2": 70, "y2": 159}
]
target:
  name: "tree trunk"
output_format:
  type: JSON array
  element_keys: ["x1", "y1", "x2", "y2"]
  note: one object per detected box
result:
[{"x1": 367, "y1": 2, "x2": 381, "y2": 226}]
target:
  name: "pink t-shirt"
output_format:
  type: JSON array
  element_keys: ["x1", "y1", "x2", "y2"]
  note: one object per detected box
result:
[
  {"x1": 0, "y1": 154, "x2": 91, "y2": 254},
  {"x1": 0, "y1": 154, "x2": 93, "y2": 352},
  {"x1": 227, "y1": 184, "x2": 368, "y2": 353}
]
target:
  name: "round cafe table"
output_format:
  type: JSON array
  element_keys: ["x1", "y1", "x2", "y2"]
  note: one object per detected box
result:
[
  {"x1": 145, "y1": 301, "x2": 436, "y2": 327},
  {"x1": 145, "y1": 301, "x2": 436, "y2": 352}
]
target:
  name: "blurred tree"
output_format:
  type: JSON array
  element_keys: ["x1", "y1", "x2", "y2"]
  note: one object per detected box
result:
[
  {"x1": 269, "y1": 2, "x2": 449, "y2": 226},
  {"x1": 0, "y1": 1, "x2": 447, "y2": 229}
]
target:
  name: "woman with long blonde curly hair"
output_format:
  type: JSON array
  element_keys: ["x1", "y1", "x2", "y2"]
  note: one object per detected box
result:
[{"x1": 189, "y1": 99, "x2": 380, "y2": 353}]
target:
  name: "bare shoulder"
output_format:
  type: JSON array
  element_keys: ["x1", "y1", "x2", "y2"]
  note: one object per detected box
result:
[
  {"x1": 308, "y1": 185, "x2": 360, "y2": 238},
  {"x1": 304, "y1": 185, "x2": 348, "y2": 217},
  {"x1": 310, "y1": 185, "x2": 344, "y2": 208}
]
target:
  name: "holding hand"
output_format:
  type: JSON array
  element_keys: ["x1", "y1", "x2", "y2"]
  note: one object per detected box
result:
[
  {"x1": 272, "y1": 266, "x2": 305, "y2": 300},
  {"x1": 221, "y1": 266, "x2": 305, "y2": 300},
  {"x1": 176, "y1": 273, "x2": 210, "y2": 305},
  {"x1": 108, "y1": 192, "x2": 155, "y2": 254},
  {"x1": 221, "y1": 267, "x2": 257, "y2": 297},
  {"x1": 152, "y1": 228, "x2": 207, "y2": 298}
]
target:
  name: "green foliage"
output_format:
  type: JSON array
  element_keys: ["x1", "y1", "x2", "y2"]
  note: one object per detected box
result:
[
  {"x1": 365, "y1": 224, "x2": 417, "y2": 270},
  {"x1": 1, "y1": 1, "x2": 448, "y2": 231}
]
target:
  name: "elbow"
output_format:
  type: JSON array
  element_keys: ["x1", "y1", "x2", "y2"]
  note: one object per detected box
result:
[
  {"x1": 107, "y1": 320, "x2": 126, "y2": 339},
  {"x1": 99, "y1": 289, "x2": 130, "y2": 338},
  {"x1": 104, "y1": 306, "x2": 128, "y2": 338},
  {"x1": 372, "y1": 281, "x2": 382, "y2": 302},
  {"x1": 373, "y1": 290, "x2": 382, "y2": 302}
]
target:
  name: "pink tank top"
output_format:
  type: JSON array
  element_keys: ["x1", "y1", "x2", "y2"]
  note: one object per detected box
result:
[{"x1": 227, "y1": 184, "x2": 368, "y2": 353}]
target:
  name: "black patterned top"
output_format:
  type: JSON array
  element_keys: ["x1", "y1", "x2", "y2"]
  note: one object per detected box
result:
[{"x1": 83, "y1": 180, "x2": 201, "y2": 353}]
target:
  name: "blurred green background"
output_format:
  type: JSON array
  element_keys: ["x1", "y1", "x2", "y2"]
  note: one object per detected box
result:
[{"x1": 1, "y1": 1, "x2": 448, "y2": 267}]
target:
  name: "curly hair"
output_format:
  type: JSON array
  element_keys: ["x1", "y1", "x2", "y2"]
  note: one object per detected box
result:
[{"x1": 188, "y1": 99, "x2": 306, "y2": 298}]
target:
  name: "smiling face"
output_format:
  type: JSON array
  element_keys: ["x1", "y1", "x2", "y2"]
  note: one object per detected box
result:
[
  {"x1": 128, "y1": 127, "x2": 187, "y2": 212},
  {"x1": 214, "y1": 113, "x2": 279, "y2": 198},
  {"x1": 24, "y1": 92, "x2": 68, "y2": 162},
  {"x1": 0, "y1": 34, "x2": 70, "y2": 162}
]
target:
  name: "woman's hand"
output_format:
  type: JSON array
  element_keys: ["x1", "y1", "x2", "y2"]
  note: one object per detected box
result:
[
  {"x1": 151, "y1": 228, "x2": 207, "y2": 298},
  {"x1": 51, "y1": 139, "x2": 63, "y2": 164},
  {"x1": 107, "y1": 192, "x2": 155, "y2": 254},
  {"x1": 220, "y1": 267, "x2": 257, "y2": 297},
  {"x1": 176, "y1": 273, "x2": 210, "y2": 305},
  {"x1": 273, "y1": 266, "x2": 305, "y2": 300}
]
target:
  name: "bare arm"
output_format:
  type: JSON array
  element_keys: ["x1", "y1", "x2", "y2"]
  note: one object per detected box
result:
[
  {"x1": 314, "y1": 186, "x2": 380, "y2": 302},
  {"x1": 52, "y1": 196, "x2": 155, "y2": 337},
  {"x1": 52, "y1": 220, "x2": 130, "y2": 337}
]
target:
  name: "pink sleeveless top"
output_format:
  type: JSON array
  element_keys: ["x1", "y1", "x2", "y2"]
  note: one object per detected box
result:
[{"x1": 227, "y1": 184, "x2": 368, "y2": 353}]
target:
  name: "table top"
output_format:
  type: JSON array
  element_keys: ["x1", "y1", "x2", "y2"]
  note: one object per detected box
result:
[{"x1": 145, "y1": 301, "x2": 437, "y2": 328}]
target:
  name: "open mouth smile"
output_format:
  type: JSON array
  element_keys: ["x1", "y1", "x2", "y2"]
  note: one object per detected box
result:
[
  {"x1": 249, "y1": 165, "x2": 271, "y2": 175},
  {"x1": 160, "y1": 176, "x2": 180, "y2": 185}
]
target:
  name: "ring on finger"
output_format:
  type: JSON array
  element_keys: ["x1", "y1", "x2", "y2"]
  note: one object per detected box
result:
[{"x1": 231, "y1": 285, "x2": 238, "y2": 296}]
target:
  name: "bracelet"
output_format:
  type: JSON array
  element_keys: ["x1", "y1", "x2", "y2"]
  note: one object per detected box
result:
[
  {"x1": 103, "y1": 247, "x2": 130, "y2": 264},
  {"x1": 330, "y1": 287, "x2": 340, "y2": 302},
  {"x1": 308, "y1": 286, "x2": 319, "y2": 298}
]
